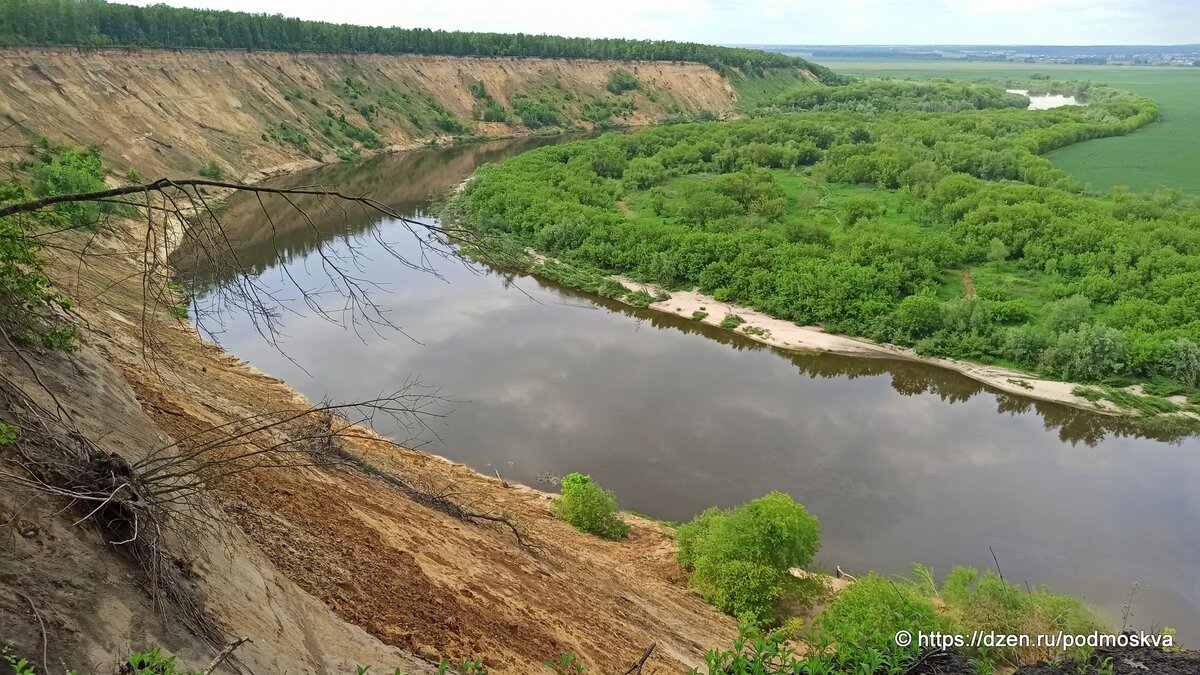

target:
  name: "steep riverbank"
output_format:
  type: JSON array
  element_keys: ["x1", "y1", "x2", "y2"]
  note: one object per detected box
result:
[
  {"x1": 0, "y1": 47, "x2": 778, "y2": 180},
  {"x1": 0, "y1": 48, "x2": 796, "y2": 671}
]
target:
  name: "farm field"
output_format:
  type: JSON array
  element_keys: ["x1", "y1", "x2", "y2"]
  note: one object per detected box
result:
[{"x1": 829, "y1": 60, "x2": 1200, "y2": 193}]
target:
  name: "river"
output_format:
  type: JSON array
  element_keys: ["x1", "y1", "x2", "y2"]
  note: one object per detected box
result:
[{"x1": 173, "y1": 135, "x2": 1200, "y2": 641}]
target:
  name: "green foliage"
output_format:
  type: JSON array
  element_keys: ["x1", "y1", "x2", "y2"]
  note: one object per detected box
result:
[
  {"x1": 125, "y1": 647, "x2": 198, "y2": 674},
  {"x1": 445, "y1": 82, "x2": 1197, "y2": 394},
  {"x1": 31, "y1": 145, "x2": 109, "y2": 227},
  {"x1": 3, "y1": 643, "x2": 35, "y2": 675},
  {"x1": 0, "y1": 182, "x2": 79, "y2": 349},
  {"x1": 719, "y1": 314, "x2": 744, "y2": 330},
  {"x1": 815, "y1": 573, "x2": 941, "y2": 664},
  {"x1": 266, "y1": 122, "x2": 321, "y2": 159},
  {"x1": 125, "y1": 167, "x2": 141, "y2": 183},
  {"x1": 198, "y1": 160, "x2": 224, "y2": 179},
  {"x1": 940, "y1": 567, "x2": 1107, "y2": 667},
  {"x1": 544, "y1": 653, "x2": 585, "y2": 674},
  {"x1": 554, "y1": 472, "x2": 629, "y2": 540},
  {"x1": 605, "y1": 69, "x2": 640, "y2": 95},
  {"x1": 0, "y1": 0, "x2": 840, "y2": 83},
  {"x1": 677, "y1": 492, "x2": 820, "y2": 623},
  {"x1": 693, "y1": 621, "x2": 913, "y2": 675},
  {"x1": 691, "y1": 310, "x2": 708, "y2": 321},
  {"x1": 767, "y1": 79, "x2": 1029, "y2": 115},
  {"x1": 0, "y1": 421, "x2": 16, "y2": 445},
  {"x1": 438, "y1": 659, "x2": 487, "y2": 674},
  {"x1": 512, "y1": 98, "x2": 559, "y2": 128},
  {"x1": 479, "y1": 102, "x2": 509, "y2": 123}
]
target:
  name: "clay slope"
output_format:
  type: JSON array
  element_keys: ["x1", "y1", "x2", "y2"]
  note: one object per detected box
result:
[{"x1": 0, "y1": 47, "x2": 745, "y2": 179}]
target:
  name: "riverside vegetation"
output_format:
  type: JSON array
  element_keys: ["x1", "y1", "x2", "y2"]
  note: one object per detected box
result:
[
  {"x1": 444, "y1": 78, "x2": 1200, "y2": 420},
  {"x1": 551, "y1": 474, "x2": 1124, "y2": 674}
]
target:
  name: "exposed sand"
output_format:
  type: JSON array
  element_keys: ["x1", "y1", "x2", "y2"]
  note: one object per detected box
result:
[{"x1": 606, "y1": 272, "x2": 1136, "y2": 417}]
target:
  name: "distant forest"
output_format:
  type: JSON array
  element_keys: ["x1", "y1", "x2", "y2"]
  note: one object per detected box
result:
[{"x1": 0, "y1": 0, "x2": 841, "y2": 82}]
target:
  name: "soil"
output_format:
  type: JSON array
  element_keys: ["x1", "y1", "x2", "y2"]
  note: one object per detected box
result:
[
  {"x1": 0, "y1": 47, "x2": 745, "y2": 180},
  {"x1": 1015, "y1": 642, "x2": 1200, "y2": 675}
]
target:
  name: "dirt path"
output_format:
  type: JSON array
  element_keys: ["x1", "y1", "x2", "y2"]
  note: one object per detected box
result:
[{"x1": 958, "y1": 270, "x2": 977, "y2": 299}]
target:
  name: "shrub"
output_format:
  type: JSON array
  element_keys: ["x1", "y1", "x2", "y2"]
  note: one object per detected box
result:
[
  {"x1": 719, "y1": 314, "x2": 745, "y2": 330},
  {"x1": 480, "y1": 102, "x2": 509, "y2": 123},
  {"x1": 1041, "y1": 323, "x2": 1127, "y2": 381},
  {"x1": 512, "y1": 98, "x2": 559, "y2": 128},
  {"x1": 815, "y1": 573, "x2": 941, "y2": 661},
  {"x1": 940, "y1": 566, "x2": 1107, "y2": 666},
  {"x1": 677, "y1": 492, "x2": 820, "y2": 622},
  {"x1": 691, "y1": 310, "x2": 708, "y2": 321},
  {"x1": 198, "y1": 160, "x2": 224, "y2": 179},
  {"x1": 554, "y1": 472, "x2": 629, "y2": 540},
  {"x1": 31, "y1": 146, "x2": 109, "y2": 227},
  {"x1": 605, "y1": 69, "x2": 639, "y2": 95}
]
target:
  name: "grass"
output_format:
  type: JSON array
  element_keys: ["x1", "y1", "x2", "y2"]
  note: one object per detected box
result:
[
  {"x1": 1072, "y1": 385, "x2": 1184, "y2": 416},
  {"x1": 829, "y1": 60, "x2": 1200, "y2": 193},
  {"x1": 729, "y1": 68, "x2": 820, "y2": 111}
]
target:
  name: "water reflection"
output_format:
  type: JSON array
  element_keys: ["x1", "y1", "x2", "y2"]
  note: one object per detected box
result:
[
  {"x1": 1006, "y1": 88, "x2": 1083, "y2": 110},
  {"x1": 177, "y1": 137, "x2": 1200, "y2": 642}
]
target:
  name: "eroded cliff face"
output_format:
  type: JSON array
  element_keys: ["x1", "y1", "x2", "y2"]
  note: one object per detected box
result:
[{"x1": 0, "y1": 47, "x2": 747, "y2": 179}]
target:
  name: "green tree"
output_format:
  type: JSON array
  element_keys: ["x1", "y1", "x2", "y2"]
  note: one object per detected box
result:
[{"x1": 1167, "y1": 338, "x2": 1200, "y2": 387}]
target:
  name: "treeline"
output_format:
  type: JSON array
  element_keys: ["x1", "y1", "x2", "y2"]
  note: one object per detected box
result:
[
  {"x1": 446, "y1": 81, "x2": 1200, "y2": 397},
  {"x1": 0, "y1": 0, "x2": 842, "y2": 82},
  {"x1": 764, "y1": 79, "x2": 1032, "y2": 114}
]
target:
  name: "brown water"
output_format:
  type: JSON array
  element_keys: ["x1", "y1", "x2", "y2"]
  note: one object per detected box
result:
[{"x1": 174, "y1": 136, "x2": 1200, "y2": 641}]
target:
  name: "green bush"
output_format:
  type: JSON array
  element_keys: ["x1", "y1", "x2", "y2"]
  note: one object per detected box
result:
[
  {"x1": 940, "y1": 566, "x2": 1107, "y2": 666},
  {"x1": 512, "y1": 98, "x2": 559, "y2": 128},
  {"x1": 554, "y1": 472, "x2": 629, "y2": 540},
  {"x1": 605, "y1": 69, "x2": 640, "y2": 95},
  {"x1": 480, "y1": 102, "x2": 509, "y2": 123},
  {"x1": 816, "y1": 572, "x2": 941, "y2": 656},
  {"x1": 31, "y1": 146, "x2": 109, "y2": 227},
  {"x1": 677, "y1": 492, "x2": 820, "y2": 622},
  {"x1": 719, "y1": 314, "x2": 745, "y2": 330},
  {"x1": 198, "y1": 160, "x2": 224, "y2": 179}
]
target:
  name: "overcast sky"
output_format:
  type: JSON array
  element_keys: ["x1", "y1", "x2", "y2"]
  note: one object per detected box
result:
[{"x1": 122, "y1": 0, "x2": 1199, "y2": 45}]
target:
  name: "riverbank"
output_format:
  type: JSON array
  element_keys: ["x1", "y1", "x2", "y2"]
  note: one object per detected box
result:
[{"x1": 503, "y1": 250, "x2": 1196, "y2": 426}]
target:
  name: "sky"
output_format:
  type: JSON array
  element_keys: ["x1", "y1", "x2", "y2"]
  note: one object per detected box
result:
[{"x1": 122, "y1": 0, "x2": 1199, "y2": 46}]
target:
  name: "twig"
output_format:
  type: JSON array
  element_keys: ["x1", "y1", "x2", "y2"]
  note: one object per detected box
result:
[
  {"x1": 15, "y1": 591, "x2": 49, "y2": 675},
  {"x1": 989, "y1": 546, "x2": 1004, "y2": 583},
  {"x1": 622, "y1": 643, "x2": 656, "y2": 675},
  {"x1": 201, "y1": 636, "x2": 251, "y2": 674}
]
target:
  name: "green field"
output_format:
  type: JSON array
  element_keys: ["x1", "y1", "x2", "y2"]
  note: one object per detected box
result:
[{"x1": 826, "y1": 60, "x2": 1200, "y2": 193}]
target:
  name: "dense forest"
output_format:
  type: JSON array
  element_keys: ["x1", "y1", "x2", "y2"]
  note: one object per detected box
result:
[
  {"x1": 445, "y1": 80, "x2": 1200, "y2": 408},
  {"x1": 0, "y1": 0, "x2": 842, "y2": 82}
]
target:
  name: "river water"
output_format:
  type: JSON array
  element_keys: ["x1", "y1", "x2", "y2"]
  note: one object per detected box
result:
[
  {"x1": 174, "y1": 136, "x2": 1200, "y2": 640},
  {"x1": 1006, "y1": 89, "x2": 1082, "y2": 110}
]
